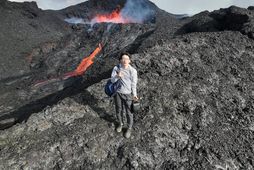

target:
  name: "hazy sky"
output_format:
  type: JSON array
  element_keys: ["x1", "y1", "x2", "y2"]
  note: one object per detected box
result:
[{"x1": 10, "y1": 0, "x2": 254, "y2": 15}]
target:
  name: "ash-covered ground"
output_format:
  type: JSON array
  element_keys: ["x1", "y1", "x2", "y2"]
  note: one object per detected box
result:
[{"x1": 0, "y1": 0, "x2": 254, "y2": 169}]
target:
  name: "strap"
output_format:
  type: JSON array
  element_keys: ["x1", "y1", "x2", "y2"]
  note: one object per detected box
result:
[{"x1": 116, "y1": 64, "x2": 121, "y2": 73}]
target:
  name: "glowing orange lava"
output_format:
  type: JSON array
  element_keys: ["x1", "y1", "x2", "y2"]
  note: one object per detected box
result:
[
  {"x1": 33, "y1": 43, "x2": 102, "y2": 87},
  {"x1": 63, "y1": 43, "x2": 102, "y2": 78},
  {"x1": 91, "y1": 7, "x2": 131, "y2": 24}
]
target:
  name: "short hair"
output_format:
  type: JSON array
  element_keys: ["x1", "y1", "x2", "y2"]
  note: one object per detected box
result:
[{"x1": 119, "y1": 52, "x2": 131, "y2": 61}]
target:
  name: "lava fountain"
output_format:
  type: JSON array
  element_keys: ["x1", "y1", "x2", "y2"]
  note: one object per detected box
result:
[
  {"x1": 90, "y1": 0, "x2": 155, "y2": 24},
  {"x1": 90, "y1": 6, "x2": 137, "y2": 24}
]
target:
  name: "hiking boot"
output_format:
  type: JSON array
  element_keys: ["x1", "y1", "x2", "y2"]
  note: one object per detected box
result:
[
  {"x1": 124, "y1": 128, "x2": 132, "y2": 139},
  {"x1": 116, "y1": 124, "x2": 123, "y2": 133}
]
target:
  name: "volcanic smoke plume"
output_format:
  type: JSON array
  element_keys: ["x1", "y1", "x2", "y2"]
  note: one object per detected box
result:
[{"x1": 90, "y1": 0, "x2": 155, "y2": 24}]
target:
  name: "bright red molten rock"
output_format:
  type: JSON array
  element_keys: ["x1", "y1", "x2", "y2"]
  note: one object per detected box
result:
[
  {"x1": 91, "y1": 7, "x2": 139, "y2": 24},
  {"x1": 33, "y1": 44, "x2": 102, "y2": 87},
  {"x1": 64, "y1": 43, "x2": 103, "y2": 78}
]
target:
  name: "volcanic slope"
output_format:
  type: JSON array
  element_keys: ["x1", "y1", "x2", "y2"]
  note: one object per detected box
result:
[
  {"x1": 0, "y1": 0, "x2": 181, "y2": 129},
  {"x1": 0, "y1": 0, "x2": 254, "y2": 169}
]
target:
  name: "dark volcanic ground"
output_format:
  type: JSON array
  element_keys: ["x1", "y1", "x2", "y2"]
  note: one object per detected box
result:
[{"x1": 0, "y1": 0, "x2": 254, "y2": 169}]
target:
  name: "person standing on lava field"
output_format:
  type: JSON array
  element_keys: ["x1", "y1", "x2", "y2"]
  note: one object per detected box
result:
[{"x1": 111, "y1": 52, "x2": 139, "y2": 138}]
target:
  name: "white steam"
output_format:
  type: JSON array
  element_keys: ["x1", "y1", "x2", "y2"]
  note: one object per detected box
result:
[
  {"x1": 89, "y1": 0, "x2": 155, "y2": 24},
  {"x1": 120, "y1": 0, "x2": 155, "y2": 23},
  {"x1": 64, "y1": 0, "x2": 155, "y2": 25},
  {"x1": 64, "y1": 17, "x2": 87, "y2": 24}
]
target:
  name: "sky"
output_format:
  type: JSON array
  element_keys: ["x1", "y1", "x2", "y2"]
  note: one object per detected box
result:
[{"x1": 9, "y1": 0, "x2": 254, "y2": 15}]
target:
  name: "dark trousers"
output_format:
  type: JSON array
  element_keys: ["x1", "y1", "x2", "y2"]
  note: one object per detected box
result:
[{"x1": 113, "y1": 92, "x2": 133, "y2": 129}]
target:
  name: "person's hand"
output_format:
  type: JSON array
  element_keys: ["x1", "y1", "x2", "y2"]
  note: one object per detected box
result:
[
  {"x1": 133, "y1": 96, "x2": 139, "y2": 101},
  {"x1": 117, "y1": 71, "x2": 124, "y2": 78}
]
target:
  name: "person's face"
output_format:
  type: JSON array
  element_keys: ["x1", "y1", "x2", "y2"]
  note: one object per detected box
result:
[{"x1": 120, "y1": 55, "x2": 131, "y2": 66}]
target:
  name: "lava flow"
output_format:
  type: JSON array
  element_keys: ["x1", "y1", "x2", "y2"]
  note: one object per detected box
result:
[
  {"x1": 63, "y1": 43, "x2": 102, "y2": 79},
  {"x1": 33, "y1": 43, "x2": 102, "y2": 87},
  {"x1": 91, "y1": 7, "x2": 135, "y2": 24}
]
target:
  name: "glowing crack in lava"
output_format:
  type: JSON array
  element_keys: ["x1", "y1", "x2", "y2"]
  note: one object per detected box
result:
[
  {"x1": 33, "y1": 44, "x2": 102, "y2": 87},
  {"x1": 91, "y1": 7, "x2": 138, "y2": 24}
]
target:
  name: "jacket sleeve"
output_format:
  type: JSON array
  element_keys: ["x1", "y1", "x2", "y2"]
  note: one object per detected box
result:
[
  {"x1": 111, "y1": 66, "x2": 119, "y2": 83},
  {"x1": 131, "y1": 68, "x2": 138, "y2": 97}
]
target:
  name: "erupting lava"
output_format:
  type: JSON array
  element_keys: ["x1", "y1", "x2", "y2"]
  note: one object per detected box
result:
[{"x1": 91, "y1": 7, "x2": 135, "y2": 24}]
